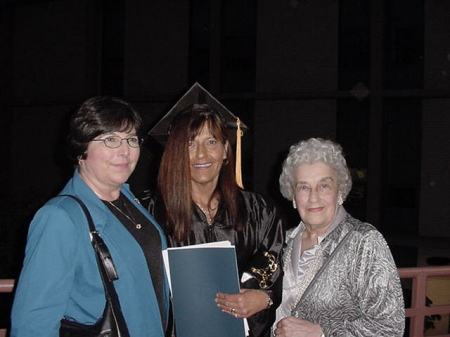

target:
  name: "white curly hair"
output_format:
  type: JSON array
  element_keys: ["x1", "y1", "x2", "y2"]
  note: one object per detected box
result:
[{"x1": 279, "y1": 138, "x2": 352, "y2": 201}]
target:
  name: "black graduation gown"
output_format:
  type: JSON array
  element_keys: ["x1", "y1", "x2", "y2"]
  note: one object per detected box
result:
[{"x1": 146, "y1": 189, "x2": 285, "y2": 337}]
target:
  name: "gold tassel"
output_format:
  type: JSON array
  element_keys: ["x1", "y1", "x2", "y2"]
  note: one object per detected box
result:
[{"x1": 235, "y1": 118, "x2": 244, "y2": 188}]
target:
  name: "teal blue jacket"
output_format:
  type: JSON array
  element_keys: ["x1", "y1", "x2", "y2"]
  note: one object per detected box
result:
[{"x1": 11, "y1": 171, "x2": 169, "y2": 337}]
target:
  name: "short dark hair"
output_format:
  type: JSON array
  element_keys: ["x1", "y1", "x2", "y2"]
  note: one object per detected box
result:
[{"x1": 67, "y1": 96, "x2": 143, "y2": 163}]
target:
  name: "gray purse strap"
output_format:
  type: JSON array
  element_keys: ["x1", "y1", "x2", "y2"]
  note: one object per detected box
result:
[{"x1": 291, "y1": 224, "x2": 360, "y2": 313}]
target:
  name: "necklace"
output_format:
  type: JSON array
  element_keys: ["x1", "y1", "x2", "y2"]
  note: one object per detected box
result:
[
  {"x1": 195, "y1": 203, "x2": 218, "y2": 225},
  {"x1": 282, "y1": 235, "x2": 324, "y2": 314},
  {"x1": 108, "y1": 198, "x2": 142, "y2": 230},
  {"x1": 196, "y1": 204, "x2": 213, "y2": 225}
]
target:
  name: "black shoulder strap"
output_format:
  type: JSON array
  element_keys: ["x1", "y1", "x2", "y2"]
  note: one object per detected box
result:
[
  {"x1": 60, "y1": 194, "x2": 118, "y2": 281},
  {"x1": 59, "y1": 194, "x2": 131, "y2": 336}
]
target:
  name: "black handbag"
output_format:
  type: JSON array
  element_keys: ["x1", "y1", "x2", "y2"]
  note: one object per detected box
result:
[{"x1": 59, "y1": 195, "x2": 130, "y2": 337}]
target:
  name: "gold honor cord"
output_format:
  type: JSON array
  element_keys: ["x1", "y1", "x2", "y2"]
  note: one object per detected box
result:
[{"x1": 235, "y1": 118, "x2": 244, "y2": 189}]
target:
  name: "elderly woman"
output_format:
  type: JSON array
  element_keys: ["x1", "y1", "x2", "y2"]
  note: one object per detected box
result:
[
  {"x1": 273, "y1": 138, "x2": 404, "y2": 337},
  {"x1": 11, "y1": 96, "x2": 169, "y2": 336}
]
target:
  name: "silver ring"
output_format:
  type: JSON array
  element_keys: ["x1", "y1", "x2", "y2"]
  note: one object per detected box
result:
[{"x1": 231, "y1": 308, "x2": 236, "y2": 314}]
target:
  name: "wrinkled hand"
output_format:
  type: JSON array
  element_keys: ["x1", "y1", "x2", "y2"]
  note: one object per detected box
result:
[
  {"x1": 215, "y1": 289, "x2": 268, "y2": 318},
  {"x1": 273, "y1": 316, "x2": 323, "y2": 337}
]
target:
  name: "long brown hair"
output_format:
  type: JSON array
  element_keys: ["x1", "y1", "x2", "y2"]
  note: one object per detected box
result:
[{"x1": 157, "y1": 104, "x2": 245, "y2": 243}]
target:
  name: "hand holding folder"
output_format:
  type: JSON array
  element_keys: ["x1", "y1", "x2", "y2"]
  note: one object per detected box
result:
[{"x1": 163, "y1": 241, "x2": 248, "y2": 337}]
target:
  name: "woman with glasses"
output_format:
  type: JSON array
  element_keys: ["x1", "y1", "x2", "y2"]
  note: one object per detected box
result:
[
  {"x1": 11, "y1": 96, "x2": 169, "y2": 337},
  {"x1": 272, "y1": 138, "x2": 404, "y2": 337}
]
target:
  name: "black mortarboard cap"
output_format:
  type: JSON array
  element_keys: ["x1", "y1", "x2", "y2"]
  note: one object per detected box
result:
[
  {"x1": 148, "y1": 82, "x2": 248, "y2": 187},
  {"x1": 148, "y1": 82, "x2": 247, "y2": 143}
]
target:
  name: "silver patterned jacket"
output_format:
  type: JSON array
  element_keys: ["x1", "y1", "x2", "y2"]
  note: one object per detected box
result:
[{"x1": 279, "y1": 209, "x2": 405, "y2": 336}]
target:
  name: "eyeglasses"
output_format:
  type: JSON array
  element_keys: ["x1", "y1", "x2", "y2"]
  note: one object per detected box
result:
[{"x1": 92, "y1": 136, "x2": 143, "y2": 149}]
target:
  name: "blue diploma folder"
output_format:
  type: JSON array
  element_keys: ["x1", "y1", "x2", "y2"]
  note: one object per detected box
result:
[{"x1": 166, "y1": 244, "x2": 246, "y2": 337}]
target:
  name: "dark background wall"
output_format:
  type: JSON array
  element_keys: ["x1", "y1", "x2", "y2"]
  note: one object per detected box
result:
[{"x1": 1, "y1": 0, "x2": 450, "y2": 277}]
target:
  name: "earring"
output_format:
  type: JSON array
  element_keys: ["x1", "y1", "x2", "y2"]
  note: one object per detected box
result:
[
  {"x1": 338, "y1": 195, "x2": 343, "y2": 205},
  {"x1": 222, "y1": 158, "x2": 229, "y2": 166},
  {"x1": 292, "y1": 199, "x2": 297, "y2": 209}
]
